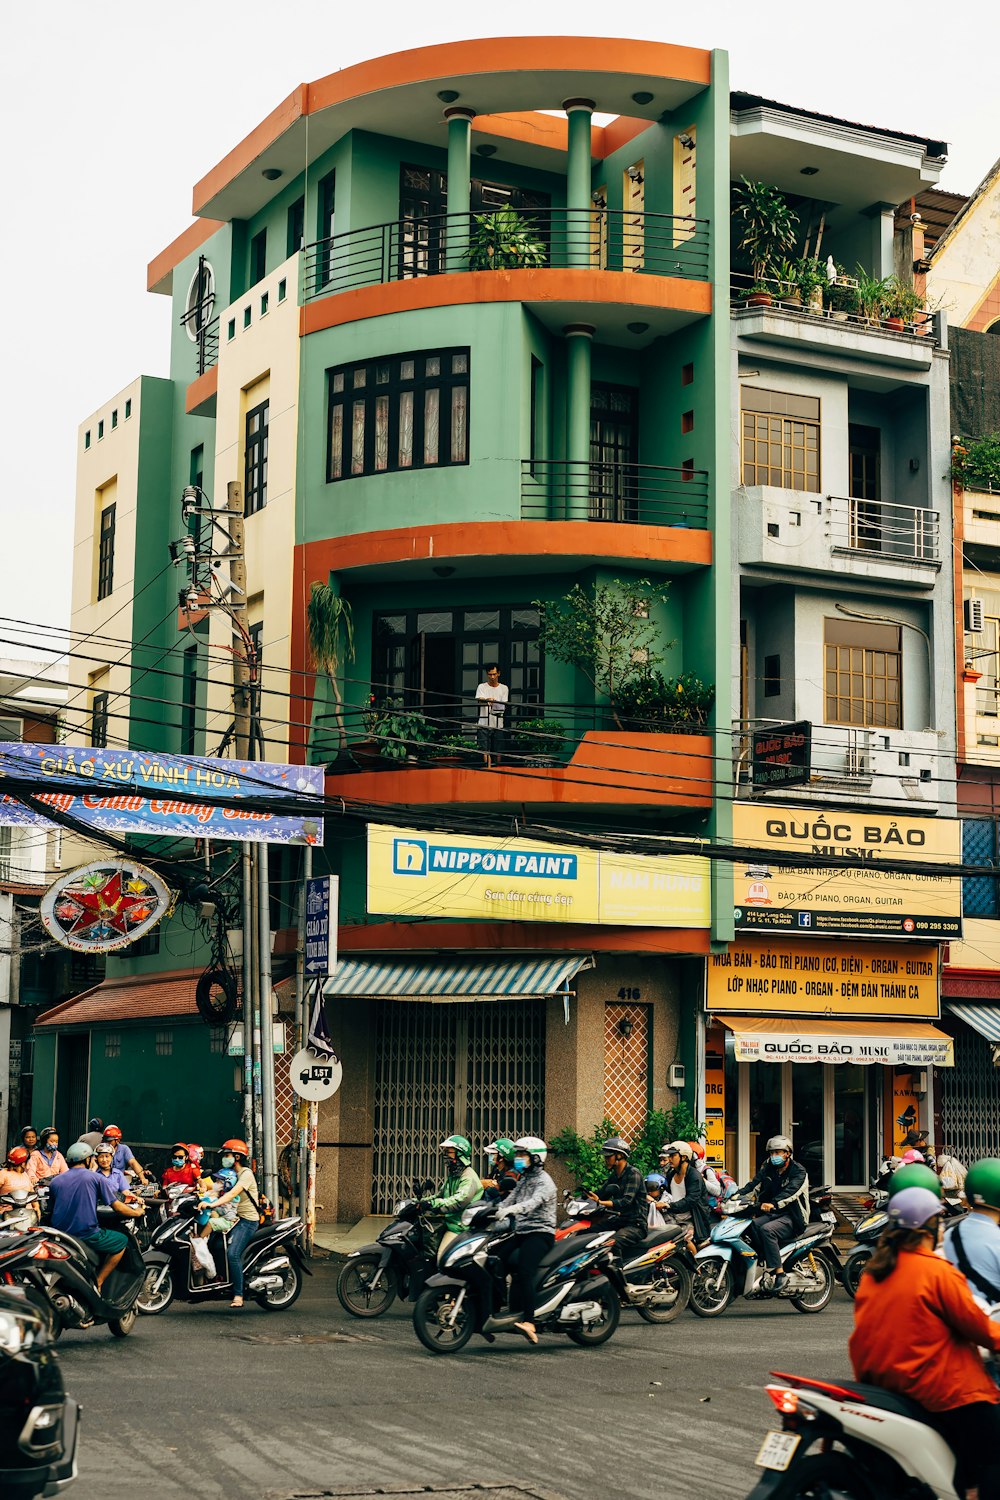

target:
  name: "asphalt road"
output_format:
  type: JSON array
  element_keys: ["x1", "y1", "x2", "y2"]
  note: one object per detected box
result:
[{"x1": 54, "y1": 1261, "x2": 857, "y2": 1500}]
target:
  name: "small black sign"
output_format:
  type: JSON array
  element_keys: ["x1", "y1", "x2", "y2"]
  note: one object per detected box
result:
[{"x1": 751, "y1": 721, "x2": 811, "y2": 789}]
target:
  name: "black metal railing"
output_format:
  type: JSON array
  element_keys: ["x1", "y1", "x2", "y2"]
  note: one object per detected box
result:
[
  {"x1": 180, "y1": 310, "x2": 220, "y2": 379},
  {"x1": 302, "y1": 208, "x2": 710, "y2": 302},
  {"x1": 730, "y1": 271, "x2": 937, "y2": 340},
  {"x1": 520, "y1": 459, "x2": 709, "y2": 529}
]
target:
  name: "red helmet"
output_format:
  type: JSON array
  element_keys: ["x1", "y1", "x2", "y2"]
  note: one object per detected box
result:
[
  {"x1": 103, "y1": 1125, "x2": 122, "y2": 1141},
  {"x1": 222, "y1": 1138, "x2": 248, "y2": 1156},
  {"x1": 689, "y1": 1141, "x2": 706, "y2": 1161},
  {"x1": 187, "y1": 1143, "x2": 203, "y2": 1162},
  {"x1": 7, "y1": 1146, "x2": 29, "y2": 1167}
]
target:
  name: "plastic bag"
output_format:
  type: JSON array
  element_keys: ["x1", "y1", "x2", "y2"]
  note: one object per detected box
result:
[{"x1": 190, "y1": 1236, "x2": 217, "y2": 1278}]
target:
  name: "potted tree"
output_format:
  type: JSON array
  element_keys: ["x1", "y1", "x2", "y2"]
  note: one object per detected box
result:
[
  {"x1": 796, "y1": 257, "x2": 828, "y2": 314},
  {"x1": 732, "y1": 178, "x2": 799, "y2": 306},
  {"x1": 306, "y1": 582, "x2": 355, "y2": 764},
  {"x1": 467, "y1": 208, "x2": 547, "y2": 271},
  {"x1": 882, "y1": 275, "x2": 925, "y2": 331},
  {"x1": 616, "y1": 671, "x2": 715, "y2": 733}
]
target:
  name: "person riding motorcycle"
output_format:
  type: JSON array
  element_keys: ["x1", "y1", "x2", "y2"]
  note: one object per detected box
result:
[
  {"x1": 588, "y1": 1137, "x2": 647, "y2": 1257},
  {"x1": 427, "y1": 1135, "x2": 483, "y2": 1260},
  {"x1": 849, "y1": 1185, "x2": 1000, "y2": 1500},
  {"x1": 0, "y1": 1146, "x2": 37, "y2": 1217},
  {"x1": 47, "y1": 1142, "x2": 145, "y2": 1292},
  {"x1": 738, "y1": 1135, "x2": 809, "y2": 1292},
  {"x1": 481, "y1": 1139, "x2": 519, "y2": 1202},
  {"x1": 660, "y1": 1140, "x2": 711, "y2": 1246},
  {"x1": 944, "y1": 1157, "x2": 1000, "y2": 1311},
  {"x1": 491, "y1": 1136, "x2": 556, "y2": 1346}
]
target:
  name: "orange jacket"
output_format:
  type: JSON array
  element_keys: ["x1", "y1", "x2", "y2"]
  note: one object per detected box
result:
[{"x1": 849, "y1": 1244, "x2": 1000, "y2": 1412}]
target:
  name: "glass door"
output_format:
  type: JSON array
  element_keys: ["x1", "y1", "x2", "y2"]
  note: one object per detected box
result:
[
  {"x1": 734, "y1": 1061, "x2": 871, "y2": 1187},
  {"x1": 834, "y1": 1064, "x2": 868, "y2": 1185},
  {"x1": 791, "y1": 1066, "x2": 825, "y2": 1185}
]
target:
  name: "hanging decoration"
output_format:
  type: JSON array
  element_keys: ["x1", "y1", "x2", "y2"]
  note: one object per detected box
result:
[{"x1": 40, "y1": 858, "x2": 172, "y2": 954}]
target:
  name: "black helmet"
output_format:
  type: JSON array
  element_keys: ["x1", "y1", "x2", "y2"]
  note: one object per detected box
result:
[{"x1": 602, "y1": 1136, "x2": 631, "y2": 1161}]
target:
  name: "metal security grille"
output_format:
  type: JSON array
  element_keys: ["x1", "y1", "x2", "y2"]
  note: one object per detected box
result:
[
  {"x1": 371, "y1": 999, "x2": 545, "y2": 1214},
  {"x1": 604, "y1": 1003, "x2": 650, "y2": 1138},
  {"x1": 939, "y1": 1024, "x2": 1000, "y2": 1160}
]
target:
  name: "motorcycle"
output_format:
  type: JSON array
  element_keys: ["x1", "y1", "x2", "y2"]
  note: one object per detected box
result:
[
  {"x1": 745, "y1": 1369, "x2": 966, "y2": 1499},
  {"x1": 690, "y1": 1195, "x2": 838, "y2": 1317},
  {"x1": 412, "y1": 1201, "x2": 621, "y2": 1354},
  {"x1": 0, "y1": 1206, "x2": 165, "y2": 1338},
  {"x1": 137, "y1": 1198, "x2": 309, "y2": 1313},
  {"x1": 337, "y1": 1179, "x2": 439, "y2": 1317},
  {"x1": 556, "y1": 1198, "x2": 695, "y2": 1323},
  {"x1": 0, "y1": 1190, "x2": 42, "y2": 1233}
]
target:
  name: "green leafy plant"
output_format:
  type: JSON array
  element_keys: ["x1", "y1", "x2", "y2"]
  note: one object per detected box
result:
[
  {"x1": 616, "y1": 671, "x2": 714, "y2": 732},
  {"x1": 551, "y1": 1104, "x2": 708, "y2": 1190},
  {"x1": 825, "y1": 265, "x2": 857, "y2": 315},
  {"x1": 364, "y1": 697, "x2": 436, "y2": 762},
  {"x1": 881, "y1": 275, "x2": 925, "y2": 324},
  {"x1": 548, "y1": 1120, "x2": 618, "y2": 1194},
  {"x1": 852, "y1": 267, "x2": 894, "y2": 323},
  {"x1": 467, "y1": 208, "x2": 547, "y2": 271},
  {"x1": 953, "y1": 433, "x2": 1000, "y2": 492},
  {"x1": 507, "y1": 717, "x2": 568, "y2": 760},
  {"x1": 732, "y1": 178, "x2": 799, "y2": 287},
  {"x1": 307, "y1": 583, "x2": 355, "y2": 756},
  {"x1": 534, "y1": 578, "x2": 674, "y2": 730},
  {"x1": 795, "y1": 257, "x2": 827, "y2": 306}
]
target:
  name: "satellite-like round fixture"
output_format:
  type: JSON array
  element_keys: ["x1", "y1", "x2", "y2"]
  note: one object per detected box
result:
[
  {"x1": 437, "y1": 89, "x2": 460, "y2": 103},
  {"x1": 800, "y1": 166, "x2": 820, "y2": 176},
  {"x1": 627, "y1": 321, "x2": 650, "y2": 335},
  {"x1": 476, "y1": 144, "x2": 497, "y2": 158},
  {"x1": 631, "y1": 91, "x2": 654, "y2": 105},
  {"x1": 262, "y1": 167, "x2": 283, "y2": 181}
]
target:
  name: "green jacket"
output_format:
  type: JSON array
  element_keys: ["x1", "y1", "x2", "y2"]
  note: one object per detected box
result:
[{"x1": 432, "y1": 1166, "x2": 483, "y2": 1233}]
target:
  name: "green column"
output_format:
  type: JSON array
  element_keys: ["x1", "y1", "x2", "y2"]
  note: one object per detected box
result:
[
  {"x1": 565, "y1": 323, "x2": 594, "y2": 519},
  {"x1": 563, "y1": 97, "x2": 595, "y2": 268},
  {"x1": 445, "y1": 107, "x2": 475, "y2": 273}
]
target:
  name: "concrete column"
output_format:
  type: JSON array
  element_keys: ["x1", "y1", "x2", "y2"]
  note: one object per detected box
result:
[
  {"x1": 864, "y1": 201, "x2": 897, "y2": 280},
  {"x1": 564, "y1": 323, "x2": 594, "y2": 518},
  {"x1": 445, "y1": 107, "x2": 476, "y2": 273},
  {"x1": 563, "y1": 97, "x2": 595, "y2": 268}
]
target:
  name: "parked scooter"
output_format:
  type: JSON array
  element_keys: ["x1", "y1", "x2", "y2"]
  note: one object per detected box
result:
[
  {"x1": 337, "y1": 1179, "x2": 438, "y2": 1317},
  {"x1": 744, "y1": 1369, "x2": 967, "y2": 1498},
  {"x1": 690, "y1": 1195, "x2": 838, "y2": 1317},
  {"x1": 412, "y1": 1201, "x2": 620, "y2": 1354},
  {"x1": 137, "y1": 1198, "x2": 308, "y2": 1312},
  {"x1": 556, "y1": 1198, "x2": 695, "y2": 1323},
  {"x1": 0, "y1": 1206, "x2": 165, "y2": 1338},
  {"x1": 0, "y1": 1190, "x2": 42, "y2": 1232}
]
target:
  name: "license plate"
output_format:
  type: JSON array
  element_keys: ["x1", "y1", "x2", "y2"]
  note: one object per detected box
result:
[
  {"x1": 755, "y1": 1431, "x2": 801, "y2": 1472},
  {"x1": 822, "y1": 1211, "x2": 837, "y2": 1223}
]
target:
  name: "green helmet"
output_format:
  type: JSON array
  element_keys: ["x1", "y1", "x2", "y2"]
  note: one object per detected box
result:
[
  {"x1": 965, "y1": 1159, "x2": 1000, "y2": 1212},
  {"x1": 488, "y1": 1138, "x2": 517, "y2": 1166},
  {"x1": 66, "y1": 1142, "x2": 94, "y2": 1166},
  {"x1": 440, "y1": 1134, "x2": 472, "y2": 1167},
  {"x1": 888, "y1": 1163, "x2": 942, "y2": 1199}
]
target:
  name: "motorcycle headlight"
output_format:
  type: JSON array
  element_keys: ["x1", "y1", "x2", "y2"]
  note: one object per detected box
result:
[
  {"x1": 0, "y1": 1306, "x2": 44, "y2": 1353},
  {"x1": 444, "y1": 1233, "x2": 487, "y2": 1264}
]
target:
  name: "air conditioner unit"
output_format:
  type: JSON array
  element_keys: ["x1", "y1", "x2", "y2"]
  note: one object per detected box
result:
[{"x1": 966, "y1": 597, "x2": 985, "y2": 633}]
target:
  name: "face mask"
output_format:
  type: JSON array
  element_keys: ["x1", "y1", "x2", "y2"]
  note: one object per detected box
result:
[
  {"x1": 171, "y1": 1156, "x2": 185, "y2": 1167},
  {"x1": 221, "y1": 1154, "x2": 235, "y2": 1168},
  {"x1": 513, "y1": 1156, "x2": 530, "y2": 1171},
  {"x1": 770, "y1": 1154, "x2": 786, "y2": 1167}
]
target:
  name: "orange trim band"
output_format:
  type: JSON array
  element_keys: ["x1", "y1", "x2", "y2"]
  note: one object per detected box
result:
[
  {"x1": 185, "y1": 364, "x2": 218, "y2": 416},
  {"x1": 338, "y1": 920, "x2": 711, "y2": 956},
  {"x1": 147, "y1": 218, "x2": 226, "y2": 294},
  {"x1": 300, "y1": 268, "x2": 711, "y2": 337}
]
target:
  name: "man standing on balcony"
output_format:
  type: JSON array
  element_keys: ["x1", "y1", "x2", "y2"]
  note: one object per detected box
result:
[{"x1": 475, "y1": 664, "x2": 508, "y2": 768}]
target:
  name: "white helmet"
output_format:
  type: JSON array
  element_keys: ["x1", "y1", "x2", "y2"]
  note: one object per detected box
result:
[
  {"x1": 767, "y1": 1135, "x2": 793, "y2": 1155},
  {"x1": 514, "y1": 1135, "x2": 547, "y2": 1167},
  {"x1": 665, "y1": 1140, "x2": 693, "y2": 1160}
]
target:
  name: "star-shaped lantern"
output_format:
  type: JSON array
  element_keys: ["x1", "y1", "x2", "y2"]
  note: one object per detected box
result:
[{"x1": 41, "y1": 860, "x2": 170, "y2": 953}]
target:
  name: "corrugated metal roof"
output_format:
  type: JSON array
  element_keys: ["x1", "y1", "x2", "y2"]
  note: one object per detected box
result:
[
  {"x1": 948, "y1": 1002, "x2": 1000, "y2": 1044},
  {"x1": 324, "y1": 954, "x2": 593, "y2": 1001}
]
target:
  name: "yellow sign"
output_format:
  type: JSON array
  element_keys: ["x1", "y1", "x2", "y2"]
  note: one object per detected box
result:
[
  {"x1": 732, "y1": 805, "x2": 961, "y2": 939},
  {"x1": 708, "y1": 940, "x2": 940, "y2": 1018},
  {"x1": 367, "y1": 827, "x2": 710, "y2": 928}
]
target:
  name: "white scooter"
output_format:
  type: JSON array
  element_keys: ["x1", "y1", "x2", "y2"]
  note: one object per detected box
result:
[{"x1": 745, "y1": 1370, "x2": 965, "y2": 1498}]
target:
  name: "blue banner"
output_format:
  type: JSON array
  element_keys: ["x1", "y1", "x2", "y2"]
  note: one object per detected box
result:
[
  {"x1": 0, "y1": 744, "x2": 324, "y2": 847},
  {"x1": 304, "y1": 875, "x2": 338, "y2": 976}
]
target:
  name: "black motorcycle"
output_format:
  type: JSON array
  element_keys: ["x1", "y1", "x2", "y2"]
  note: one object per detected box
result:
[
  {"x1": 0, "y1": 1283, "x2": 79, "y2": 1499},
  {"x1": 137, "y1": 1198, "x2": 309, "y2": 1313},
  {"x1": 412, "y1": 1202, "x2": 621, "y2": 1354},
  {"x1": 337, "y1": 1179, "x2": 438, "y2": 1317},
  {"x1": 1, "y1": 1206, "x2": 165, "y2": 1338},
  {"x1": 840, "y1": 1185, "x2": 965, "y2": 1298}
]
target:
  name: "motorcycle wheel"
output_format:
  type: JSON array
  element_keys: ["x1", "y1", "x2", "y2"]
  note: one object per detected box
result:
[
  {"x1": 791, "y1": 1254, "x2": 835, "y2": 1314},
  {"x1": 744, "y1": 1450, "x2": 873, "y2": 1499},
  {"x1": 412, "y1": 1285, "x2": 475, "y2": 1355},
  {"x1": 567, "y1": 1282, "x2": 620, "y2": 1346},
  {"x1": 137, "y1": 1266, "x2": 174, "y2": 1315},
  {"x1": 841, "y1": 1251, "x2": 870, "y2": 1301},
  {"x1": 256, "y1": 1262, "x2": 303, "y2": 1311},
  {"x1": 689, "y1": 1258, "x2": 733, "y2": 1317},
  {"x1": 108, "y1": 1305, "x2": 138, "y2": 1338},
  {"x1": 634, "y1": 1259, "x2": 692, "y2": 1324},
  {"x1": 337, "y1": 1253, "x2": 399, "y2": 1318}
]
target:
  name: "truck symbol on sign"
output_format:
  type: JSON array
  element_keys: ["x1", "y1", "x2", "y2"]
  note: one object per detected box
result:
[{"x1": 299, "y1": 1062, "x2": 335, "y2": 1086}]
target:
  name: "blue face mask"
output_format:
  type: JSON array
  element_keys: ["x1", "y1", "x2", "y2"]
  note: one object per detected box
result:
[
  {"x1": 171, "y1": 1156, "x2": 185, "y2": 1167},
  {"x1": 770, "y1": 1154, "x2": 786, "y2": 1167},
  {"x1": 513, "y1": 1156, "x2": 530, "y2": 1171},
  {"x1": 221, "y1": 1154, "x2": 235, "y2": 1168}
]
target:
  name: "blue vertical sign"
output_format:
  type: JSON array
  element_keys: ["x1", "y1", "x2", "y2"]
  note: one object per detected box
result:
[{"x1": 305, "y1": 875, "x2": 339, "y2": 977}]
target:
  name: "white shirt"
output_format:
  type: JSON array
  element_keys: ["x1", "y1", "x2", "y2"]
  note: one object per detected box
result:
[{"x1": 475, "y1": 680, "x2": 508, "y2": 729}]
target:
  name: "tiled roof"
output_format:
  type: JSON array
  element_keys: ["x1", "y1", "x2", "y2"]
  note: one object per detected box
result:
[{"x1": 35, "y1": 969, "x2": 203, "y2": 1028}]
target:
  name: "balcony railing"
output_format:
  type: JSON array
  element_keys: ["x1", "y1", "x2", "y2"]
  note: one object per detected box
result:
[
  {"x1": 180, "y1": 311, "x2": 219, "y2": 379},
  {"x1": 302, "y1": 208, "x2": 710, "y2": 302},
  {"x1": 731, "y1": 271, "x2": 937, "y2": 341},
  {"x1": 521, "y1": 460, "x2": 709, "y2": 529},
  {"x1": 828, "y1": 495, "x2": 940, "y2": 561}
]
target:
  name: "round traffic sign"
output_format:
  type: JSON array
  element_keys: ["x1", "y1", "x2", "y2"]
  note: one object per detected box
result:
[{"x1": 290, "y1": 1047, "x2": 343, "y2": 1101}]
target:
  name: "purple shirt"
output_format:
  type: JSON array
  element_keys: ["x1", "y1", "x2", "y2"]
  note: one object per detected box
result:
[{"x1": 48, "y1": 1168, "x2": 117, "y2": 1239}]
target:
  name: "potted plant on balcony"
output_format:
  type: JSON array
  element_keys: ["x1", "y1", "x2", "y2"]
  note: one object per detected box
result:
[
  {"x1": 467, "y1": 208, "x2": 547, "y2": 271},
  {"x1": 306, "y1": 581, "x2": 355, "y2": 764},
  {"x1": 732, "y1": 178, "x2": 799, "y2": 307},
  {"x1": 617, "y1": 671, "x2": 715, "y2": 733},
  {"x1": 796, "y1": 257, "x2": 828, "y2": 314},
  {"x1": 825, "y1": 265, "x2": 856, "y2": 321},
  {"x1": 366, "y1": 698, "x2": 435, "y2": 763},
  {"x1": 507, "y1": 718, "x2": 568, "y2": 767},
  {"x1": 882, "y1": 276, "x2": 925, "y2": 331}
]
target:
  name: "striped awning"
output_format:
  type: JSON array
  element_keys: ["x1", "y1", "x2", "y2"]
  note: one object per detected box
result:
[
  {"x1": 323, "y1": 954, "x2": 594, "y2": 1002},
  {"x1": 948, "y1": 1002, "x2": 1000, "y2": 1044}
]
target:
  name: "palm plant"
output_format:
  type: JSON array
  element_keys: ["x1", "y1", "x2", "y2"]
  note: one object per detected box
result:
[
  {"x1": 732, "y1": 178, "x2": 799, "y2": 289},
  {"x1": 307, "y1": 582, "x2": 355, "y2": 758},
  {"x1": 467, "y1": 208, "x2": 547, "y2": 271}
]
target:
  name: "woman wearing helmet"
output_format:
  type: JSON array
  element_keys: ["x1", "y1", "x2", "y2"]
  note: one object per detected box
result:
[
  {"x1": 944, "y1": 1158, "x2": 1000, "y2": 1311},
  {"x1": 206, "y1": 1139, "x2": 260, "y2": 1308},
  {"x1": 0, "y1": 1145, "x2": 36, "y2": 1209},
  {"x1": 27, "y1": 1126, "x2": 67, "y2": 1185},
  {"x1": 661, "y1": 1141, "x2": 711, "y2": 1247},
  {"x1": 737, "y1": 1135, "x2": 808, "y2": 1292},
  {"x1": 481, "y1": 1139, "x2": 519, "y2": 1203},
  {"x1": 428, "y1": 1135, "x2": 483, "y2": 1261},
  {"x1": 101, "y1": 1125, "x2": 148, "y2": 1185},
  {"x1": 850, "y1": 1186, "x2": 1000, "y2": 1498},
  {"x1": 492, "y1": 1137, "x2": 556, "y2": 1345}
]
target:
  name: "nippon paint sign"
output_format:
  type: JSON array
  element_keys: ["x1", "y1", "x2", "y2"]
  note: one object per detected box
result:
[{"x1": 367, "y1": 826, "x2": 710, "y2": 928}]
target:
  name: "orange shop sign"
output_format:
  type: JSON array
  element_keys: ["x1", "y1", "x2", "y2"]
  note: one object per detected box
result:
[{"x1": 707, "y1": 939, "x2": 939, "y2": 1019}]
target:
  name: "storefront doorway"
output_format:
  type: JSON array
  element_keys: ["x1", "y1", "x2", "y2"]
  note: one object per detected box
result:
[{"x1": 728, "y1": 1053, "x2": 875, "y2": 1189}]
